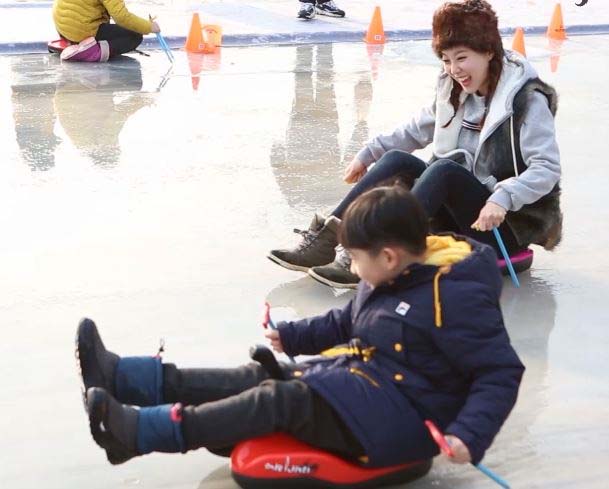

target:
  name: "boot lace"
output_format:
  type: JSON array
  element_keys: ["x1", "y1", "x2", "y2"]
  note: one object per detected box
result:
[{"x1": 293, "y1": 228, "x2": 318, "y2": 250}]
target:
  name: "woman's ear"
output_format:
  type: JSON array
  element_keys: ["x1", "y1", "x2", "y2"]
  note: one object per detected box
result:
[{"x1": 487, "y1": 52, "x2": 494, "y2": 61}]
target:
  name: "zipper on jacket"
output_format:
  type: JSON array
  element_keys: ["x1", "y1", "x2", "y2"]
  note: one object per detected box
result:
[{"x1": 349, "y1": 367, "x2": 380, "y2": 388}]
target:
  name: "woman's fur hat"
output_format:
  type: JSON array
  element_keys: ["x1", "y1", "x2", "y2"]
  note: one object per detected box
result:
[{"x1": 432, "y1": 0, "x2": 503, "y2": 56}]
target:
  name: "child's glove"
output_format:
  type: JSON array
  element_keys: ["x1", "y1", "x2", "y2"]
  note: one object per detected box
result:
[{"x1": 444, "y1": 435, "x2": 472, "y2": 464}]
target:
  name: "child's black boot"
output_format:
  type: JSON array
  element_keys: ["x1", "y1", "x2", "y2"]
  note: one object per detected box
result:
[
  {"x1": 76, "y1": 318, "x2": 163, "y2": 406},
  {"x1": 76, "y1": 318, "x2": 119, "y2": 399},
  {"x1": 87, "y1": 387, "x2": 185, "y2": 465}
]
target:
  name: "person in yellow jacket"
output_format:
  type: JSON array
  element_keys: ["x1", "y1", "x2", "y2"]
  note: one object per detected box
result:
[{"x1": 53, "y1": 0, "x2": 161, "y2": 62}]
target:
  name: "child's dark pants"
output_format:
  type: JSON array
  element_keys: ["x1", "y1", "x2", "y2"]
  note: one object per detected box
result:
[
  {"x1": 162, "y1": 363, "x2": 364, "y2": 459},
  {"x1": 95, "y1": 23, "x2": 143, "y2": 57}
]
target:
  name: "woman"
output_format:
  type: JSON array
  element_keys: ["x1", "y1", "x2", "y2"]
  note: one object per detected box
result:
[
  {"x1": 268, "y1": 0, "x2": 562, "y2": 288},
  {"x1": 53, "y1": 0, "x2": 161, "y2": 62}
]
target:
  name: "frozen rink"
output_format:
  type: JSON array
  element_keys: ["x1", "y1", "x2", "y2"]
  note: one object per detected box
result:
[
  {"x1": 1, "y1": 0, "x2": 608, "y2": 50},
  {"x1": 1, "y1": 34, "x2": 609, "y2": 488}
]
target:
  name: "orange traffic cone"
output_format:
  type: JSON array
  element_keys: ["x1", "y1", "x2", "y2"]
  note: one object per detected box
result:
[
  {"x1": 511, "y1": 27, "x2": 526, "y2": 57},
  {"x1": 546, "y1": 3, "x2": 567, "y2": 41},
  {"x1": 185, "y1": 13, "x2": 206, "y2": 53},
  {"x1": 364, "y1": 6, "x2": 385, "y2": 45}
]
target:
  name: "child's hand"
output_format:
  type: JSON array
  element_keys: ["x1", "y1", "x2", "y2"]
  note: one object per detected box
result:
[
  {"x1": 444, "y1": 435, "x2": 472, "y2": 464},
  {"x1": 344, "y1": 157, "x2": 367, "y2": 183},
  {"x1": 151, "y1": 21, "x2": 161, "y2": 33},
  {"x1": 265, "y1": 330, "x2": 284, "y2": 353}
]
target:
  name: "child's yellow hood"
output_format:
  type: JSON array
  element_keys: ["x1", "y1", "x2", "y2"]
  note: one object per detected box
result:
[
  {"x1": 424, "y1": 235, "x2": 472, "y2": 267},
  {"x1": 423, "y1": 236, "x2": 473, "y2": 328}
]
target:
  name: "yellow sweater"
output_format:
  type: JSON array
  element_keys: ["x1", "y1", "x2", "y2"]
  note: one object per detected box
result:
[{"x1": 53, "y1": 0, "x2": 152, "y2": 42}]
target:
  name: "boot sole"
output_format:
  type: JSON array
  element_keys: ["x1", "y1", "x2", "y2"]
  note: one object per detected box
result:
[
  {"x1": 87, "y1": 387, "x2": 135, "y2": 465},
  {"x1": 75, "y1": 319, "x2": 93, "y2": 413},
  {"x1": 267, "y1": 253, "x2": 312, "y2": 273},
  {"x1": 87, "y1": 387, "x2": 107, "y2": 441},
  {"x1": 308, "y1": 269, "x2": 359, "y2": 289},
  {"x1": 316, "y1": 8, "x2": 345, "y2": 17},
  {"x1": 87, "y1": 387, "x2": 119, "y2": 462},
  {"x1": 75, "y1": 318, "x2": 117, "y2": 412},
  {"x1": 60, "y1": 37, "x2": 97, "y2": 61},
  {"x1": 298, "y1": 8, "x2": 316, "y2": 19}
]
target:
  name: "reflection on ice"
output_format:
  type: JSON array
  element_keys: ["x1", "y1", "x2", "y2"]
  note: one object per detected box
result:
[{"x1": 1, "y1": 35, "x2": 609, "y2": 489}]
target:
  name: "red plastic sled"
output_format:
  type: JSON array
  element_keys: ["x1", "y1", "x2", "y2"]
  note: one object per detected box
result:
[
  {"x1": 497, "y1": 248, "x2": 533, "y2": 275},
  {"x1": 231, "y1": 433, "x2": 432, "y2": 488},
  {"x1": 48, "y1": 39, "x2": 71, "y2": 54}
]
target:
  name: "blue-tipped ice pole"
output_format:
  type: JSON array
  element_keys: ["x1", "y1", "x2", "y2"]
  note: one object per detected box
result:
[
  {"x1": 475, "y1": 463, "x2": 511, "y2": 489},
  {"x1": 492, "y1": 227, "x2": 520, "y2": 288},
  {"x1": 155, "y1": 32, "x2": 174, "y2": 63}
]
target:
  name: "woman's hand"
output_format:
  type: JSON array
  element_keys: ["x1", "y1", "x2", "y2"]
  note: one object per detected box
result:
[
  {"x1": 151, "y1": 21, "x2": 161, "y2": 33},
  {"x1": 444, "y1": 435, "x2": 472, "y2": 464},
  {"x1": 264, "y1": 330, "x2": 284, "y2": 354},
  {"x1": 471, "y1": 201, "x2": 507, "y2": 232},
  {"x1": 344, "y1": 157, "x2": 367, "y2": 184}
]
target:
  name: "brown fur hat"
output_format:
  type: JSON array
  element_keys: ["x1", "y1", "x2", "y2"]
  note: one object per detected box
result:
[{"x1": 432, "y1": 0, "x2": 503, "y2": 57}]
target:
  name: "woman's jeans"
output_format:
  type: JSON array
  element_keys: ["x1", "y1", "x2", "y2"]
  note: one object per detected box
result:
[{"x1": 332, "y1": 150, "x2": 521, "y2": 256}]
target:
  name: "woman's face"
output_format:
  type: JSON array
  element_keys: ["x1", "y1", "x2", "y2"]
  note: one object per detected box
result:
[{"x1": 441, "y1": 46, "x2": 493, "y2": 95}]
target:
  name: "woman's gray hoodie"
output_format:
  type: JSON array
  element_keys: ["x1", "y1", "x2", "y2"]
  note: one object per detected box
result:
[{"x1": 356, "y1": 51, "x2": 561, "y2": 214}]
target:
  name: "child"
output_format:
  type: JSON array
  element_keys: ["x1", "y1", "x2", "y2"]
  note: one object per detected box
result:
[
  {"x1": 79, "y1": 186, "x2": 524, "y2": 467},
  {"x1": 53, "y1": 0, "x2": 161, "y2": 62},
  {"x1": 269, "y1": 0, "x2": 562, "y2": 288},
  {"x1": 298, "y1": 1, "x2": 345, "y2": 20}
]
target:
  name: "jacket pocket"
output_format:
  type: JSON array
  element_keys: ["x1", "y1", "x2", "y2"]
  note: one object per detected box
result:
[{"x1": 349, "y1": 367, "x2": 380, "y2": 388}]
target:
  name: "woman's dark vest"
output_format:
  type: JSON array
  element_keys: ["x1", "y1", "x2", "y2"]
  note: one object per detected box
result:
[{"x1": 486, "y1": 79, "x2": 563, "y2": 249}]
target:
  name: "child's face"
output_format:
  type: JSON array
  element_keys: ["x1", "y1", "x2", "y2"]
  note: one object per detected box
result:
[
  {"x1": 441, "y1": 46, "x2": 493, "y2": 96},
  {"x1": 349, "y1": 247, "x2": 411, "y2": 287}
]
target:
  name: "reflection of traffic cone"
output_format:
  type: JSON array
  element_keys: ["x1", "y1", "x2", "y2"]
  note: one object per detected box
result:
[
  {"x1": 187, "y1": 52, "x2": 203, "y2": 90},
  {"x1": 201, "y1": 50, "x2": 222, "y2": 71},
  {"x1": 185, "y1": 13, "x2": 206, "y2": 53},
  {"x1": 546, "y1": 3, "x2": 567, "y2": 41},
  {"x1": 550, "y1": 52, "x2": 560, "y2": 73},
  {"x1": 187, "y1": 50, "x2": 223, "y2": 91},
  {"x1": 364, "y1": 7, "x2": 385, "y2": 45},
  {"x1": 548, "y1": 38, "x2": 563, "y2": 73},
  {"x1": 512, "y1": 27, "x2": 526, "y2": 57},
  {"x1": 366, "y1": 44, "x2": 384, "y2": 80}
]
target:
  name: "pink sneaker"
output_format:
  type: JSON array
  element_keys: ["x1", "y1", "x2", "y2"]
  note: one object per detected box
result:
[
  {"x1": 60, "y1": 37, "x2": 110, "y2": 62},
  {"x1": 48, "y1": 38, "x2": 72, "y2": 54}
]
